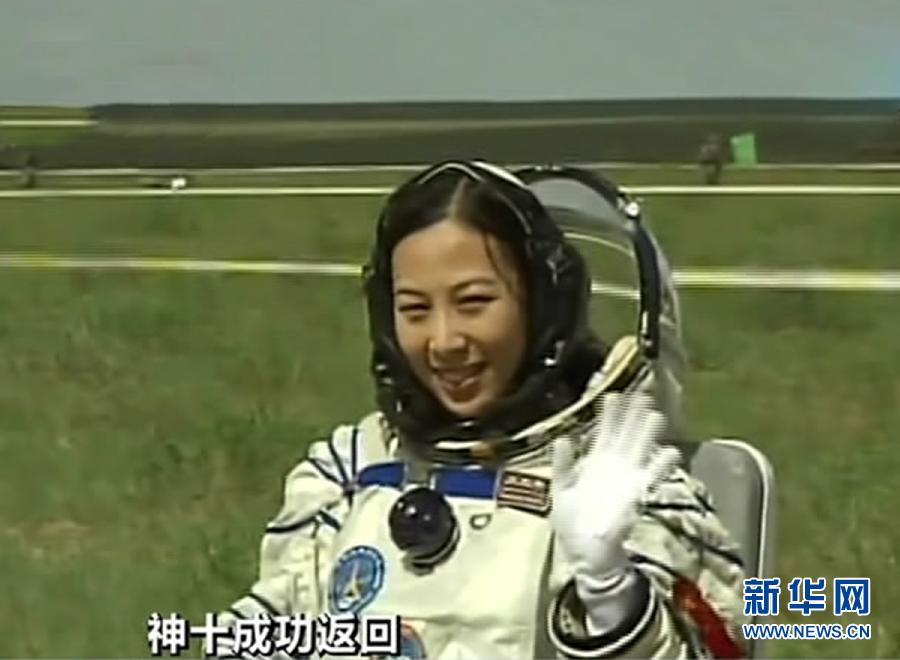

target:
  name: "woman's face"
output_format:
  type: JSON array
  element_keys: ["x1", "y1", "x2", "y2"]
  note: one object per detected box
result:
[{"x1": 392, "y1": 216, "x2": 528, "y2": 419}]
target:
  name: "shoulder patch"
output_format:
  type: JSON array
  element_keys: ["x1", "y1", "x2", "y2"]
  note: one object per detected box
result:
[
  {"x1": 496, "y1": 470, "x2": 551, "y2": 516},
  {"x1": 328, "y1": 545, "x2": 386, "y2": 614}
]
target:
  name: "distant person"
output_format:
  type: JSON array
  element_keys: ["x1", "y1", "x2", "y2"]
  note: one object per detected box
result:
[
  {"x1": 697, "y1": 133, "x2": 725, "y2": 185},
  {"x1": 22, "y1": 151, "x2": 38, "y2": 189},
  {"x1": 0, "y1": 143, "x2": 12, "y2": 187}
]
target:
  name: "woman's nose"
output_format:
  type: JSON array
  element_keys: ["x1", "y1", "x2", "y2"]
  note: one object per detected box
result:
[{"x1": 428, "y1": 314, "x2": 468, "y2": 359}]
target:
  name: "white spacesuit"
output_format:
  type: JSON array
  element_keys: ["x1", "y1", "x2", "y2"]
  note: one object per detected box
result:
[
  {"x1": 219, "y1": 162, "x2": 747, "y2": 659},
  {"x1": 222, "y1": 355, "x2": 746, "y2": 658}
]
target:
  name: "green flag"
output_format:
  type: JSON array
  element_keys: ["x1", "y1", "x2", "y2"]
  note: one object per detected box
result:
[{"x1": 730, "y1": 132, "x2": 758, "y2": 165}]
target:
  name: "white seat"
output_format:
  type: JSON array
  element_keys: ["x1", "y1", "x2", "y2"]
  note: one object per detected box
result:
[{"x1": 688, "y1": 438, "x2": 777, "y2": 657}]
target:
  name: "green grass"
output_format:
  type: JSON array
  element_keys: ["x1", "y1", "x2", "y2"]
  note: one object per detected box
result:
[
  {"x1": 0, "y1": 106, "x2": 93, "y2": 151},
  {"x1": 0, "y1": 106, "x2": 90, "y2": 120},
  {"x1": 0, "y1": 197, "x2": 381, "y2": 262},
  {"x1": 90, "y1": 117, "x2": 636, "y2": 140},
  {"x1": 1, "y1": 192, "x2": 898, "y2": 271},
  {"x1": 0, "y1": 184, "x2": 898, "y2": 656},
  {"x1": 91, "y1": 114, "x2": 883, "y2": 139},
  {"x1": 0, "y1": 128, "x2": 90, "y2": 150},
  {"x1": 0, "y1": 272, "x2": 373, "y2": 657},
  {"x1": 642, "y1": 195, "x2": 900, "y2": 270},
  {"x1": 5, "y1": 165, "x2": 900, "y2": 192}
]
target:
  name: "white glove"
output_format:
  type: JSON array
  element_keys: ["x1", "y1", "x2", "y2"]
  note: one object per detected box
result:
[{"x1": 550, "y1": 393, "x2": 681, "y2": 632}]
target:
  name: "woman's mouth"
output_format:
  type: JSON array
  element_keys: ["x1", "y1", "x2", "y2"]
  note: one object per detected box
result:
[{"x1": 433, "y1": 363, "x2": 486, "y2": 396}]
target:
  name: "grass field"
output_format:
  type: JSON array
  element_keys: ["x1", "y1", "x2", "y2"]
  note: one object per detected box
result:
[
  {"x1": 4, "y1": 164, "x2": 900, "y2": 191},
  {"x1": 3, "y1": 101, "x2": 898, "y2": 168},
  {"x1": 0, "y1": 173, "x2": 898, "y2": 657}
]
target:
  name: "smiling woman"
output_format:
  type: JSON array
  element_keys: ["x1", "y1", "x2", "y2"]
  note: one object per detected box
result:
[
  {"x1": 379, "y1": 164, "x2": 576, "y2": 425},
  {"x1": 217, "y1": 161, "x2": 747, "y2": 659}
]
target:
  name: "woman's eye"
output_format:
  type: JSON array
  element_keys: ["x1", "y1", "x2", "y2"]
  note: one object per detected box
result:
[
  {"x1": 459, "y1": 295, "x2": 494, "y2": 309},
  {"x1": 397, "y1": 303, "x2": 428, "y2": 315}
]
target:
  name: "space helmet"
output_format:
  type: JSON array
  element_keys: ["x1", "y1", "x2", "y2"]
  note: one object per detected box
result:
[{"x1": 363, "y1": 160, "x2": 607, "y2": 462}]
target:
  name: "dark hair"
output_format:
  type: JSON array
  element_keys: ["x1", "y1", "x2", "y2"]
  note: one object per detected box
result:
[{"x1": 377, "y1": 169, "x2": 533, "y2": 306}]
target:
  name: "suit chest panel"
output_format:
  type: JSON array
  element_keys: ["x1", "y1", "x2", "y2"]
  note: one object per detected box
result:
[{"x1": 325, "y1": 487, "x2": 554, "y2": 635}]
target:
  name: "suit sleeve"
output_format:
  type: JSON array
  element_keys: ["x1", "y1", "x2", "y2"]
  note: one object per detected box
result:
[
  {"x1": 548, "y1": 470, "x2": 748, "y2": 658},
  {"x1": 214, "y1": 413, "x2": 388, "y2": 658}
]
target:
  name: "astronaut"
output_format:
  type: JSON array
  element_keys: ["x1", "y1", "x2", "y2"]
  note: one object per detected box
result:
[{"x1": 220, "y1": 161, "x2": 747, "y2": 658}]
